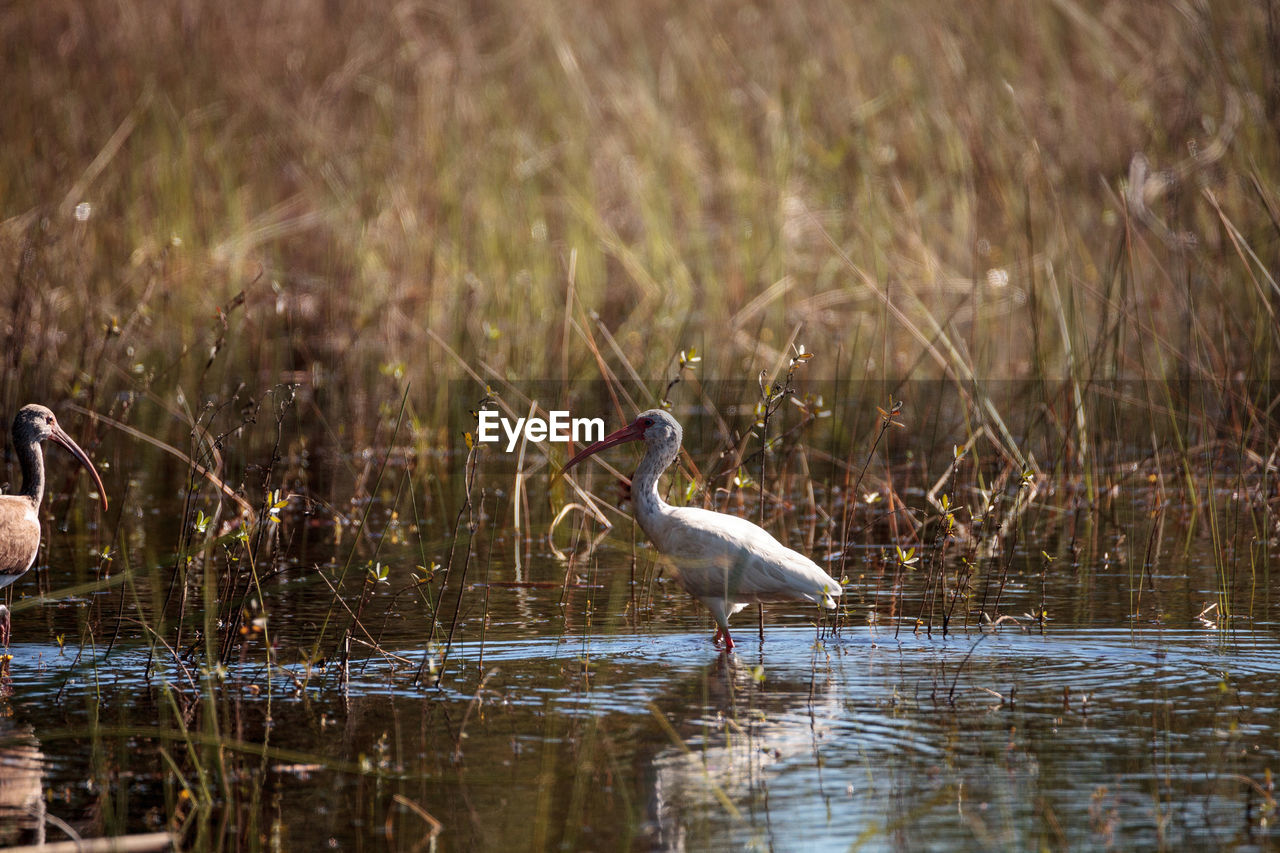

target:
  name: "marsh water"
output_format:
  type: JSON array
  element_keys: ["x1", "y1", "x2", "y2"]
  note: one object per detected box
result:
[{"x1": 2, "y1": 397, "x2": 1279, "y2": 852}]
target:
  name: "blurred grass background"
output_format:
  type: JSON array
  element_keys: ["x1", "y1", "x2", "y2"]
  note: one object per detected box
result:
[{"x1": 2, "y1": 0, "x2": 1278, "y2": 449}]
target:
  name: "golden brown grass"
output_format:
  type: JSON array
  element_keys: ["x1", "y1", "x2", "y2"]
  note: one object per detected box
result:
[{"x1": 1, "y1": 0, "x2": 1277, "y2": 442}]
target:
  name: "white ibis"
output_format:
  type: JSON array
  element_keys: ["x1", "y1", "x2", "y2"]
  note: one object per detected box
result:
[
  {"x1": 562, "y1": 409, "x2": 841, "y2": 650},
  {"x1": 0, "y1": 405, "x2": 107, "y2": 645}
]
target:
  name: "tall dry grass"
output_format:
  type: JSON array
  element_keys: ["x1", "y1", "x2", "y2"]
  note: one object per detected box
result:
[
  {"x1": 2, "y1": 0, "x2": 1276, "y2": 415},
  {"x1": 1, "y1": 0, "x2": 1278, "y2": 645}
]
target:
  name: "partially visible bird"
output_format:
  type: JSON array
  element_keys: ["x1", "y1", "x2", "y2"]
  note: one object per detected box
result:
[
  {"x1": 561, "y1": 408, "x2": 841, "y2": 650},
  {"x1": 0, "y1": 405, "x2": 107, "y2": 645}
]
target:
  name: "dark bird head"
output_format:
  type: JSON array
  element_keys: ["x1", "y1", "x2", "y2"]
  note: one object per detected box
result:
[{"x1": 13, "y1": 405, "x2": 108, "y2": 510}]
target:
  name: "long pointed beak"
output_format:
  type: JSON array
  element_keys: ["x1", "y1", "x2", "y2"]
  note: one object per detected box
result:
[
  {"x1": 50, "y1": 426, "x2": 109, "y2": 511},
  {"x1": 555, "y1": 420, "x2": 646, "y2": 482}
]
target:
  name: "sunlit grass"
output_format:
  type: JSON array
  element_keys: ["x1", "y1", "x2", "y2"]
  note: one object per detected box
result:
[{"x1": 4, "y1": 1, "x2": 1276, "y2": 413}]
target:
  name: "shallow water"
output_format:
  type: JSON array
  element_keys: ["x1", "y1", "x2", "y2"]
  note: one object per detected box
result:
[
  {"x1": 1, "y1": 405, "x2": 1278, "y2": 849},
  {"x1": 4, "y1": 545, "x2": 1280, "y2": 850}
]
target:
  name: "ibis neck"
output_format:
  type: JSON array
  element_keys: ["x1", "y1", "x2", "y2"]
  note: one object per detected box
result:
[
  {"x1": 631, "y1": 441, "x2": 677, "y2": 531},
  {"x1": 16, "y1": 440, "x2": 44, "y2": 508}
]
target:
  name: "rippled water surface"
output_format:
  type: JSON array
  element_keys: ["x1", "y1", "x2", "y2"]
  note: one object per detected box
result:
[
  {"x1": 0, "y1": 401, "x2": 1277, "y2": 850},
  {"x1": 4, "y1": 528, "x2": 1280, "y2": 851}
]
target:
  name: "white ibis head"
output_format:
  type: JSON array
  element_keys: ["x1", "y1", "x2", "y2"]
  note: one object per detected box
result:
[{"x1": 561, "y1": 409, "x2": 681, "y2": 477}]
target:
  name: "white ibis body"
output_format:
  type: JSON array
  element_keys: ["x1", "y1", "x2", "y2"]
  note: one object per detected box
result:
[
  {"x1": 0, "y1": 405, "x2": 107, "y2": 645},
  {"x1": 562, "y1": 409, "x2": 841, "y2": 650}
]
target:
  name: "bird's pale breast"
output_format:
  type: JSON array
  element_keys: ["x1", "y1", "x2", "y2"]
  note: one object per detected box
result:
[{"x1": 0, "y1": 497, "x2": 41, "y2": 581}]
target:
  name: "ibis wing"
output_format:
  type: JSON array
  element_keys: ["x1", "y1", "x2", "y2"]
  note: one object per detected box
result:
[{"x1": 654, "y1": 507, "x2": 842, "y2": 607}]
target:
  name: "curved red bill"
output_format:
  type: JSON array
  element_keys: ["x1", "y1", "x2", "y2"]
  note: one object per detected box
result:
[
  {"x1": 556, "y1": 418, "x2": 646, "y2": 480},
  {"x1": 49, "y1": 426, "x2": 108, "y2": 511}
]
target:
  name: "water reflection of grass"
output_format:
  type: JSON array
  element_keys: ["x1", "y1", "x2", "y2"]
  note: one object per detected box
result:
[{"x1": 4, "y1": 0, "x2": 1279, "y2": 847}]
